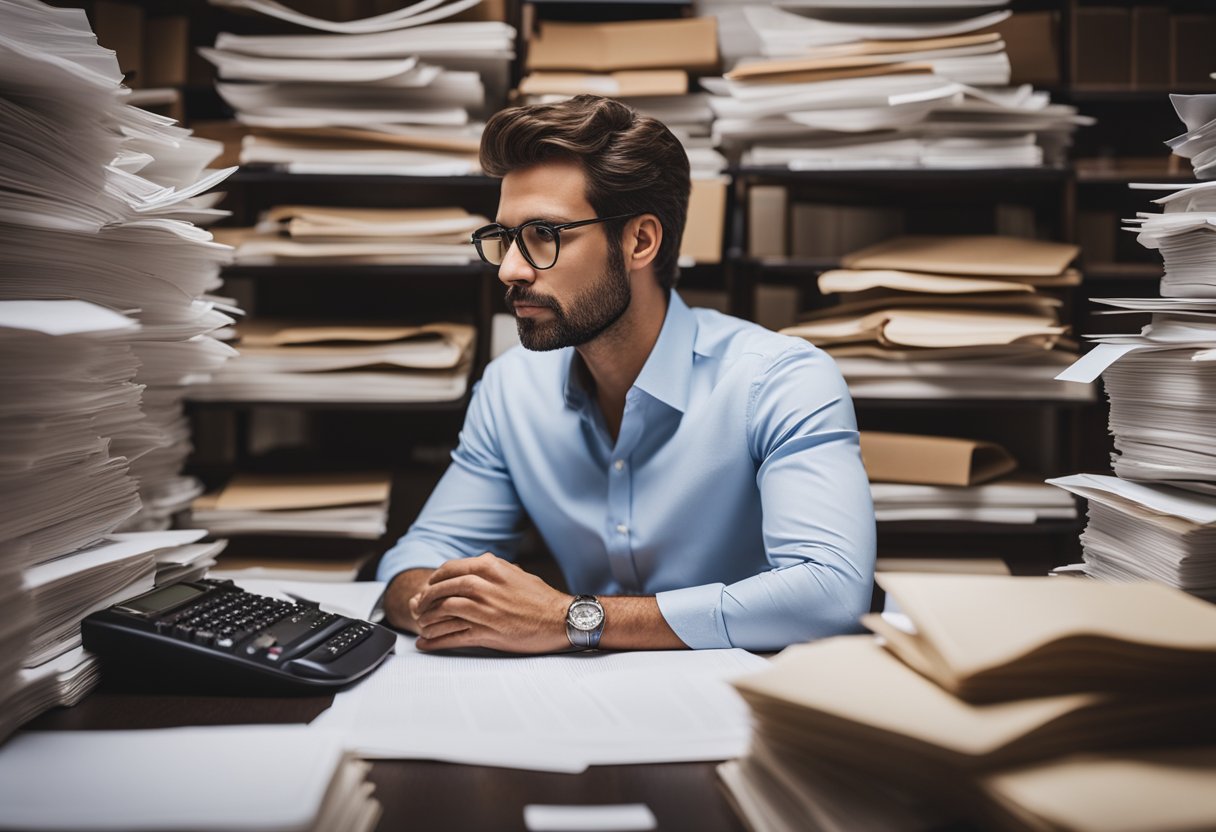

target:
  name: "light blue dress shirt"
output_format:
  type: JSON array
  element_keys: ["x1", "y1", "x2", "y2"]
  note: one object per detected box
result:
[{"x1": 378, "y1": 291, "x2": 876, "y2": 651}]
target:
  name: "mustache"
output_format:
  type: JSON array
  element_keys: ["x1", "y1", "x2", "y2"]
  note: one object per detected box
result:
[{"x1": 505, "y1": 286, "x2": 559, "y2": 310}]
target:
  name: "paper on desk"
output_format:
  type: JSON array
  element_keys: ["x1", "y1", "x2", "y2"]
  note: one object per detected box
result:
[
  {"x1": 0, "y1": 725, "x2": 349, "y2": 831},
  {"x1": 524, "y1": 804, "x2": 657, "y2": 832},
  {"x1": 312, "y1": 647, "x2": 767, "y2": 772}
]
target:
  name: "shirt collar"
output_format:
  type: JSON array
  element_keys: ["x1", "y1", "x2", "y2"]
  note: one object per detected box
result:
[{"x1": 562, "y1": 290, "x2": 697, "y2": 414}]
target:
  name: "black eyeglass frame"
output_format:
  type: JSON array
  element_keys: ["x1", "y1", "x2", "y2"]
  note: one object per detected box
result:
[{"x1": 470, "y1": 213, "x2": 640, "y2": 270}]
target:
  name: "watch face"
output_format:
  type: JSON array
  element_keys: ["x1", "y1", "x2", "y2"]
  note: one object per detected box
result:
[{"x1": 569, "y1": 600, "x2": 603, "y2": 631}]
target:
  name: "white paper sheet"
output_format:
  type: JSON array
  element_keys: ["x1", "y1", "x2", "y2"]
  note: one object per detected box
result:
[
  {"x1": 312, "y1": 646, "x2": 768, "y2": 772},
  {"x1": 524, "y1": 804, "x2": 657, "y2": 832}
]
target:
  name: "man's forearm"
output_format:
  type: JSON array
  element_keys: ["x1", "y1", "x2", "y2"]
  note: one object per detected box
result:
[
  {"x1": 597, "y1": 596, "x2": 686, "y2": 650},
  {"x1": 382, "y1": 567, "x2": 435, "y2": 632}
]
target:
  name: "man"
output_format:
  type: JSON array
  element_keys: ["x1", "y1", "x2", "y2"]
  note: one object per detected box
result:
[{"x1": 378, "y1": 95, "x2": 875, "y2": 653}]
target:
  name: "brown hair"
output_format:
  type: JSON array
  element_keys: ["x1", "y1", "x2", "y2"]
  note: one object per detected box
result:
[{"x1": 480, "y1": 95, "x2": 691, "y2": 290}]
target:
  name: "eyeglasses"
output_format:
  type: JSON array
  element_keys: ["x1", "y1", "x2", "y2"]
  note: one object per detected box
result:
[{"x1": 470, "y1": 213, "x2": 639, "y2": 270}]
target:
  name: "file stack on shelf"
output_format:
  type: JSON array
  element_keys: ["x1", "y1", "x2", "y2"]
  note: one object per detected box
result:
[
  {"x1": 0, "y1": 3, "x2": 243, "y2": 738},
  {"x1": 701, "y1": 3, "x2": 1091, "y2": 169},
  {"x1": 517, "y1": 15, "x2": 729, "y2": 265},
  {"x1": 862, "y1": 432, "x2": 1076, "y2": 526},
  {"x1": 202, "y1": 0, "x2": 515, "y2": 176},
  {"x1": 192, "y1": 472, "x2": 391, "y2": 541},
  {"x1": 0, "y1": 726, "x2": 382, "y2": 832},
  {"x1": 189, "y1": 319, "x2": 475, "y2": 404},
  {"x1": 214, "y1": 205, "x2": 487, "y2": 266},
  {"x1": 1049, "y1": 93, "x2": 1216, "y2": 599},
  {"x1": 780, "y1": 235, "x2": 1093, "y2": 401},
  {"x1": 192, "y1": 472, "x2": 392, "y2": 583},
  {"x1": 720, "y1": 574, "x2": 1216, "y2": 832}
]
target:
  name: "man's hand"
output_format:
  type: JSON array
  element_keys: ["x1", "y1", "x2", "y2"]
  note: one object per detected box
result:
[
  {"x1": 411, "y1": 553, "x2": 570, "y2": 653},
  {"x1": 383, "y1": 567, "x2": 435, "y2": 633}
]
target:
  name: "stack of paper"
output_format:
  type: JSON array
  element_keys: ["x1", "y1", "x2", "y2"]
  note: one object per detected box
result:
[
  {"x1": 705, "y1": 5, "x2": 1091, "y2": 169},
  {"x1": 861, "y1": 432, "x2": 1075, "y2": 524},
  {"x1": 1166, "y1": 93, "x2": 1216, "y2": 180},
  {"x1": 189, "y1": 320, "x2": 475, "y2": 403},
  {"x1": 0, "y1": 726, "x2": 381, "y2": 832},
  {"x1": 721, "y1": 574, "x2": 1216, "y2": 832},
  {"x1": 1048, "y1": 98, "x2": 1216, "y2": 597},
  {"x1": 1048, "y1": 474, "x2": 1216, "y2": 601},
  {"x1": 0, "y1": 4, "x2": 239, "y2": 531},
  {"x1": 214, "y1": 205, "x2": 487, "y2": 266},
  {"x1": 202, "y1": 0, "x2": 515, "y2": 175},
  {"x1": 191, "y1": 472, "x2": 391, "y2": 540},
  {"x1": 781, "y1": 236, "x2": 1093, "y2": 400},
  {"x1": 519, "y1": 17, "x2": 718, "y2": 144}
]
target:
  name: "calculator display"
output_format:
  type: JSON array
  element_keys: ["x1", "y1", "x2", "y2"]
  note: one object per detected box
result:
[{"x1": 118, "y1": 583, "x2": 206, "y2": 616}]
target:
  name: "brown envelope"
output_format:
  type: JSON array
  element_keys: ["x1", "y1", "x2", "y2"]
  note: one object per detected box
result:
[
  {"x1": 526, "y1": 17, "x2": 718, "y2": 73},
  {"x1": 519, "y1": 70, "x2": 688, "y2": 98},
  {"x1": 207, "y1": 472, "x2": 392, "y2": 512},
  {"x1": 860, "y1": 431, "x2": 1017, "y2": 486},
  {"x1": 680, "y1": 177, "x2": 728, "y2": 264},
  {"x1": 842, "y1": 236, "x2": 1080, "y2": 278}
]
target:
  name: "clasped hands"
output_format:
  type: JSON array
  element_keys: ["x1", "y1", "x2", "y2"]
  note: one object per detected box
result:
[{"x1": 410, "y1": 552, "x2": 571, "y2": 653}]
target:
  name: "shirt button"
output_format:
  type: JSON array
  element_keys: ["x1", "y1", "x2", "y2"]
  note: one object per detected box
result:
[
  {"x1": 613, "y1": 460, "x2": 625, "y2": 472},
  {"x1": 616, "y1": 524, "x2": 628, "y2": 535}
]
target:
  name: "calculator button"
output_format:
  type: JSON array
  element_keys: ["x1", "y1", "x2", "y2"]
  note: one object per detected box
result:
[{"x1": 193, "y1": 630, "x2": 215, "y2": 647}]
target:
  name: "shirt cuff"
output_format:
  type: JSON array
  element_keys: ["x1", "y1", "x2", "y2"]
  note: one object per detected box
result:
[
  {"x1": 655, "y1": 583, "x2": 731, "y2": 650},
  {"x1": 375, "y1": 539, "x2": 455, "y2": 584}
]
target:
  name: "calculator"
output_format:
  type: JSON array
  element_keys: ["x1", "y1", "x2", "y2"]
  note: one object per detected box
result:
[{"x1": 82, "y1": 578, "x2": 396, "y2": 692}]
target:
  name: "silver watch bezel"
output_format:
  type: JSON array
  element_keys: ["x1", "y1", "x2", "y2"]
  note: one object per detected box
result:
[{"x1": 567, "y1": 596, "x2": 604, "y2": 632}]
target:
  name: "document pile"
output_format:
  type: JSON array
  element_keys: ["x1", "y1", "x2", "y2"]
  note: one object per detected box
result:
[
  {"x1": 720, "y1": 574, "x2": 1216, "y2": 832},
  {"x1": 189, "y1": 319, "x2": 475, "y2": 403},
  {"x1": 0, "y1": 726, "x2": 381, "y2": 832},
  {"x1": 519, "y1": 16, "x2": 719, "y2": 145},
  {"x1": 704, "y1": 4, "x2": 1090, "y2": 169},
  {"x1": 214, "y1": 205, "x2": 486, "y2": 266},
  {"x1": 1051, "y1": 95, "x2": 1216, "y2": 596},
  {"x1": 862, "y1": 432, "x2": 1076, "y2": 525},
  {"x1": 0, "y1": 1, "x2": 238, "y2": 530},
  {"x1": 191, "y1": 472, "x2": 391, "y2": 540},
  {"x1": 0, "y1": 299, "x2": 225, "y2": 737},
  {"x1": 203, "y1": 0, "x2": 514, "y2": 175},
  {"x1": 781, "y1": 235, "x2": 1092, "y2": 400}
]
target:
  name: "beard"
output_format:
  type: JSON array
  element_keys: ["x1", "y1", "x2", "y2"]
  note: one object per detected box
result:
[{"x1": 506, "y1": 243, "x2": 631, "y2": 352}]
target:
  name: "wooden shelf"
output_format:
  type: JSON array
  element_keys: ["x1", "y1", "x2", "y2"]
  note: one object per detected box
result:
[
  {"x1": 185, "y1": 396, "x2": 471, "y2": 413},
  {"x1": 229, "y1": 168, "x2": 500, "y2": 188},
  {"x1": 1083, "y1": 262, "x2": 1163, "y2": 280},
  {"x1": 731, "y1": 166, "x2": 1070, "y2": 184},
  {"x1": 878, "y1": 519, "x2": 1083, "y2": 536},
  {"x1": 221, "y1": 263, "x2": 489, "y2": 280}
]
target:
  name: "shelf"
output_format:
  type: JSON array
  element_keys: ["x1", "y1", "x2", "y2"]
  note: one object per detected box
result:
[
  {"x1": 1064, "y1": 86, "x2": 1216, "y2": 103},
  {"x1": 853, "y1": 397, "x2": 1094, "y2": 409},
  {"x1": 730, "y1": 166, "x2": 1070, "y2": 184},
  {"x1": 228, "y1": 168, "x2": 501, "y2": 188},
  {"x1": 877, "y1": 519, "x2": 1083, "y2": 536},
  {"x1": 221, "y1": 263, "x2": 489, "y2": 280},
  {"x1": 1083, "y1": 262, "x2": 1163, "y2": 281},
  {"x1": 185, "y1": 396, "x2": 471, "y2": 413},
  {"x1": 1073, "y1": 158, "x2": 1194, "y2": 184}
]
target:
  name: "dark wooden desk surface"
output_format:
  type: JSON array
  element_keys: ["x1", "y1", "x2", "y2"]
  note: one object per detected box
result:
[{"x1": 27, "y1": 687, "x2": 747, "y2": 832}]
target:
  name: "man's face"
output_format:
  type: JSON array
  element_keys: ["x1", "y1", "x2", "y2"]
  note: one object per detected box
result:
[{"x1": 496, "y1": 160, "x2": 631, "y2": 352}]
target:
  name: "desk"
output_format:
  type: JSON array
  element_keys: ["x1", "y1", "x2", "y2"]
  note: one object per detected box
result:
[{"x1": 27, "y1": 686, "x2": 747, "y2": 832}]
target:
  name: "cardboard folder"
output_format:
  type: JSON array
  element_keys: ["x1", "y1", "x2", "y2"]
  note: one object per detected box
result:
[
  {"x1": 841, "y1": 235, "x2": 1080, "y2": 279},
  {"x1": 864, "y1": 573, "x2": 1216, "y2": 702},
  {"x1": 860, "y1": 431, "x2": 1017, "y2": 486},
  {"x1": 202, "y1": 472, "x2": 391, "y2": 512},
  {"x1": 519, "y1": 70, "x2": 688, "y2": 98},
  {"x1": 525, "y1": 17, "x2": 718, "y2": 73}
]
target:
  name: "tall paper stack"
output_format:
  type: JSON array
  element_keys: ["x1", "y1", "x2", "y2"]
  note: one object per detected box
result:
[
  {"x1": 202, "y1": 0, "x2": 515, "y2": 175},
  {"x1": 702, "y1": 4, "x2": 1091, "y2": 169},
  {"x1": 781, "y1": 235, "x2": 1093, "y2": 401},
  {"x1": 1053, "y1": 93, "x2": 1216, "y2": 597},
  {"x1": 0, "y1": 3, "x2": 239, "y2": 737},
  {"x1": 720, "y1": 574, "x2": 1216, "y2": 832}
]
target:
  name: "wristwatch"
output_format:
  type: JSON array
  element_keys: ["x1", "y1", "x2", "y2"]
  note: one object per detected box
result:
[{"x1": 565, "y1": 594, "x2": 605, "y2": 650}]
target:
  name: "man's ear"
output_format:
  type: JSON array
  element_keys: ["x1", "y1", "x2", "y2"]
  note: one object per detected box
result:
[{"x1": 624, "y1": 213, "x2": 662, "y2": 271}]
